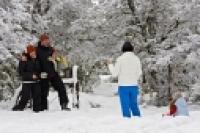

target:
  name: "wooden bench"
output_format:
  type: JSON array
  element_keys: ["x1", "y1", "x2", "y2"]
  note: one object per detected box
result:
[{"x1": 62, "y1": 65, "x2": 79, "y2": 108}]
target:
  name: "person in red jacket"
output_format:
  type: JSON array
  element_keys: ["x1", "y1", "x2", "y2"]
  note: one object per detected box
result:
[{"x1": 162, "y1": 97, "x2": 177, "y2": 117}]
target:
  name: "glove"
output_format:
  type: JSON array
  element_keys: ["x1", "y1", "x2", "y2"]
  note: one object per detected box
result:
[{"x1": 40, "y1": 72, "x2": 48, "y2": 79}]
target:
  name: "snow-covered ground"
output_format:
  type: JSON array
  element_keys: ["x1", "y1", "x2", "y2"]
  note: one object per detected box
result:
[{"x1": 0, "y1": 89, "x2": 200, "y2": 133}]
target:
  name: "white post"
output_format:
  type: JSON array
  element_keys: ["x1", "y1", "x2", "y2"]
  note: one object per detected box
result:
[{"x1": 72, "y1": 65, "x2": 79, "y2": 107}]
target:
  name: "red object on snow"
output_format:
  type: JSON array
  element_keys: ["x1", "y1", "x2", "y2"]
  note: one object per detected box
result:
[{"x1": 170, "y1": 104, "x2": 177, "y2": 115}]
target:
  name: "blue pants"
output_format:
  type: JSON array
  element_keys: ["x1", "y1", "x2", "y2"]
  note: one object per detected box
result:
[{"x1": 118, "y1": 86, "x2": 141, "y2": 118}]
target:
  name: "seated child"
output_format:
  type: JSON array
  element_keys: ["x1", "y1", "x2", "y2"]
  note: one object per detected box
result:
[
  {"x1": 163, "y1": 90, "x2": 189, "y2": 117},
  {"x1": 162, "y1": 97, "x2": 177, "y2": 117}
]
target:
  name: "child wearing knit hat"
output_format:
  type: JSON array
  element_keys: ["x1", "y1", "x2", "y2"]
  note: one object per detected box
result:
[{"x1": 12, "y1": 44, "x2": 41, "y2": 112}]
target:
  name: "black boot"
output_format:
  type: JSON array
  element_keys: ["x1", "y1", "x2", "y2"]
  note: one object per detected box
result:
[
  {"x1": 12, "y1": 106, "x2": 23, "y2": 111},
  {"x1": 61, "y1": 103, "x2": 71, "y2": 111}
]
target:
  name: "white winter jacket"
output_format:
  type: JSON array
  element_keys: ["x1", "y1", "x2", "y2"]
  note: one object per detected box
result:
[{"x1": 108, "y1": 52, "x2": 142, "y2": 86}]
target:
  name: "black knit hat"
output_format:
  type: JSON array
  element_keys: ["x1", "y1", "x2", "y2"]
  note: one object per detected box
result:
[{"x1": 122, "y1": 41, "x2": 134, "y2": 53}]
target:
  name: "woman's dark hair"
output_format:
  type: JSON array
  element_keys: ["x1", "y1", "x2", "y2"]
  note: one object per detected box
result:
[{"x1": 121, "y1": 41, "x2": 134, "y2": 53}]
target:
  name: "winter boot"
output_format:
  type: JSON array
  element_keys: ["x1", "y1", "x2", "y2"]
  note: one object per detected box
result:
[
  {"x1": 12, "y1": 106, "x2": 23, "y2": 111},
  {"x1": 61, "y1": 103, "x2": 71, "y2": 111}
]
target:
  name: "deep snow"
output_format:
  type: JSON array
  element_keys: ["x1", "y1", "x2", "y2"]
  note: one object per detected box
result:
[{"x1": 0, "y1": 89, "x2": 200, "y2": 133}]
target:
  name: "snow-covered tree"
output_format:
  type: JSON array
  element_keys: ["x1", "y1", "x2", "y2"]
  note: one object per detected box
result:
[{"x1": 0, "y1": 0, "x2": 200, "y2": 105}]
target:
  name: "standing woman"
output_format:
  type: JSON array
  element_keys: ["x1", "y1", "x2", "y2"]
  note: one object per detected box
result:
[{"x1": 107, "y1": 41, "x2": 142, "y2": 118}]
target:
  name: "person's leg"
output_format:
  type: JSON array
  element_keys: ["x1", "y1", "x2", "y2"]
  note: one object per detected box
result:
[
  {"x1": 40, "y1": 79, "x2": 49, "y2": 110},
  {"x1": 118, "y1": 86, "x2": 131, "y2": 118},
  {"x1": 13, "y1": 90, "x2": 23, "y2": 109},
  {"x1": 50, "y1": 74, "x2": 69, "y2": 109},
  {"x1": 13, "y1": 84, "x2": 31, "y2": 111},
  {"x1": 75, "y1": 82, "x2": 80, "y2": 108},
  {"x1": 129, "y1": 86, "x2": 141, "y2": 117},
  {"x1": 31, "y1": 83, "x2": 41, "y2": 112}
]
